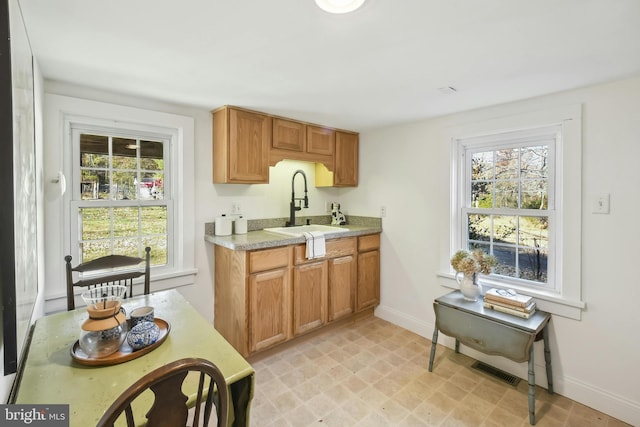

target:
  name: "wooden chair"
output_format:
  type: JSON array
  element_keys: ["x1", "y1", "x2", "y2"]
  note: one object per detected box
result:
[
  {"x1": 96, "y1": 358, "x2": 229, "y2": 427},
  {"x1": 65, "y1": 246, "x2": 151, "y2": 311}
]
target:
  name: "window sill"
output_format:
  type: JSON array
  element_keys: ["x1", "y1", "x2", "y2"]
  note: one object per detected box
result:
[
  {"x1": 436, "y1": 272, "x2": 585, "y2": 320},
  {"x1": 44, "y1": 268, "x2": 198, "y2": 314}
]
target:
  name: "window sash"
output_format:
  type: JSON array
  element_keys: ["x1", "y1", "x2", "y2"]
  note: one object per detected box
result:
[
  {"x1": 457, "y1": 126, "x2": 559, "y2": 291},
  {"x1": 70, "y1": 125, "x2": 173, "y2": 268}
]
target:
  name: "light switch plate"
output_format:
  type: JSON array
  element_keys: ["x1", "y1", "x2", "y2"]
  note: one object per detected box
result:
[{"x1": 593, "y1": 194, "x2": 610, "y2": 214}]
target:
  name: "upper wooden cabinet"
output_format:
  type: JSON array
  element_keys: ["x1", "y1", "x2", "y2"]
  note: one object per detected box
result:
[
  {"x1": 315, "y1": 131, "x2": 359, "y2": 187},
  {"x1": 270, "y1": 121, "x2": 335, "y2": 172},
  {"x1": 212, "y1": 106, "x2": 271, "y2": 184},
  {"x1": 272, "y1": 118, "x2": 305, "y2": 152},
  {"x1": 306, "y1": 126, "x2": 334, "y2": 156},
  {"x1": 214, "y1": 105, "x2": 358, "y2": 187},
  {"x1": 335, "y1": 131, "x2": 359, "y2": 186}
]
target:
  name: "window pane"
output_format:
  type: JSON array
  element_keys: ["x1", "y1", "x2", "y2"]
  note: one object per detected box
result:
[
  {"x1": 143, "y1": 236, "x2": 167, "y2": 266},
  {"x1": 113, "y1": 238, "x2": 140, "y2": 258},
  {"x1": 141, "y1": 207, "x2": 167, "y2": 235},
  {"x1": 521, "y1": 180, "x2": 547, "y2": 210},
  {"x1": 81, "y1": 241, "x2": 111, "y2": 263},
  {"x1": 113, "y1": 207, "x2": 139, "y2": 237},
  {"x1": 494, "y1": 215, "x2": 517, "y2": 245},
  {"x1": 80, "y1": 170, "x2": 107, "y2": 200},
  {"x1": 112, "y1": 171, "x2": 137, "y2": 200},
  {"x1": 140, "y1": 140, "x2": 163, "y2": 161},
  {"x1": 493, "y1": 245, "x2": 517, "y2": 279},
  {"x1": 80, "y1": 134, "x2": 109, "y2": 167},
  {"x1": 140, "y1": 173, "x2": 164, "y2": 200},
  {"x1": 469, "y1": 241, "x2": 491, "y2": 256},
  {"x1": 519, "y1": 216, "x2": 548, "y2": 249},
  {"x1": 471, "y1": 151, "x2": 493, "y2": 180},
  {"x1": 495, "y1": 148, "x2": 518, "y2": 179},
  {"x1": 140, "y1": 139, "x2": 164, "y2": 200},
  {"x1": 112, "y1": 137, "x2": 138, "y2": 170},
  {"x1": 471, "y1": 181, "x2": 492, "y2": 208},
  {"x1": 80, "y1": 208, "x2": 110, "y2": 241},
  {"x1": 468, "y1": 214, "x2": 491, "y2": 242},
  {"x1": 495, "y1": 180, "x2": 518, "y2": 208},
  {"x1": 520, "y1": 146, "x2": 548, "y2": 179},
  {"x1": 518, "y1": 247, "x2": 548, "y2": 283}
]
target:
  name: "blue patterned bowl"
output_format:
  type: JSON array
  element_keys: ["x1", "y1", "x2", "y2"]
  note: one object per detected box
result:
[{"x1": 126, "y1": 321, "x2": 160, "y2": 350}]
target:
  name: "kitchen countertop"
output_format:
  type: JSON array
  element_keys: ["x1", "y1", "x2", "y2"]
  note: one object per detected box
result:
[{"x1": 205, "y1": 219, "x2": 382, "y2": 251}]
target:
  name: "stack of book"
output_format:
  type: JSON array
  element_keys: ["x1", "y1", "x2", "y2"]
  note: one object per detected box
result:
[{"x1": 484, "y1": 288, "x2": 536, "y2": 319}]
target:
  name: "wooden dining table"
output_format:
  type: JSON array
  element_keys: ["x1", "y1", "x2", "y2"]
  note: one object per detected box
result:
[{"x1": 12, "y1": 289, "x2": 254, "y2": 427}]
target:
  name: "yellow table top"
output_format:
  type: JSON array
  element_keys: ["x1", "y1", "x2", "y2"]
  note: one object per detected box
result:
[{"x1": 14, "y1": 289, "x2": 254, "y2": 426}]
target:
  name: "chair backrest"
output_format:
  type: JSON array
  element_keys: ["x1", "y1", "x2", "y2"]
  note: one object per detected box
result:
[
  {"x1": 96, "y1": 358, "x2": 229, "y2": 427},
  {"x1": 65, "y1": 247, "x2": 151, "y2": 311}
]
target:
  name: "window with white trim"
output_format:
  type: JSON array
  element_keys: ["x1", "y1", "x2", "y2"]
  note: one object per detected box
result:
[
  {"x1": 456, "y1": 126, "x2": 559, "y2": 291},
  {"x1": 70, "y1": 124, "x2": 173, "y2": 267},
  {"x1": 447, "y1": 105, "x2": 584, "y2": 319}
]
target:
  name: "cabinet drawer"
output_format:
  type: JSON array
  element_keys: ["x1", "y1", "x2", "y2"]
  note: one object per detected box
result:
[
  {"x1": 358, "y1": 234, "x2": 380, "y2": 252},
  {"x1": 249, "y1": 247, "x2": 290, "y2": 273},
  {"x1": 294, "y1": 237, "x2": 356, "y2": 264},
  {"x1": 434, "y1": 303, "x2": 534, "y2": 362}
]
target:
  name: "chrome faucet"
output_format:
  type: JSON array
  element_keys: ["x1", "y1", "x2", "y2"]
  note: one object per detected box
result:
[{"x1": 287, "y1": 169, "x2": 309, "y2": 227}]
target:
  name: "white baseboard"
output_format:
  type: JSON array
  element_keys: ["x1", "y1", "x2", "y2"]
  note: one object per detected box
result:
[
  {"x1": 374, "y1": 304, "x2": 434, "y2": 338},
  {"x1": 560, "y1": 375, "x2": 640, "y2": 426},
  {"x1": 374, "y1": 303, "x2": 640, "y2": 426}
]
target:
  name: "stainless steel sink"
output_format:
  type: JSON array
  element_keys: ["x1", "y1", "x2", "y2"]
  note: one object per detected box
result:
[{"x1": 263, "y1": 224, "x2": 349, "y2": 237}]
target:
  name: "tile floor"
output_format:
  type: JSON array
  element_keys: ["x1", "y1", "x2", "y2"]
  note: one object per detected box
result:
[{"x1": 248, "y1": 316, "x2": 630, "y2": 427}]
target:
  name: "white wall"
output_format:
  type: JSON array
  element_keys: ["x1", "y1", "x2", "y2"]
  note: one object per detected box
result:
[{"x1": 358, "y1": 76, "x2": 640, "y2": 425}]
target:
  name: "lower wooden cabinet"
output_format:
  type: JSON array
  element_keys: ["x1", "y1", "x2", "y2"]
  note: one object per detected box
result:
[
  {"x1": 214, "y1": 234, "x2": 380, "y2": 357},
  {"x1": 293, "y1": 261, "x2": 328, "y2": 336},
  {"x1": 328, "y1": 255, "x2": 356, "y2": 321},
  {"x1": 249, "y1": 267, "x2": 291, "y2": 353},
  {"x1": 357, "y1": 234, "x2": 380, "y2": 311}
]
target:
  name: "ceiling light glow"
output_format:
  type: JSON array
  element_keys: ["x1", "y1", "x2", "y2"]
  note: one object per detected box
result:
[{"x1": 315, "y1": 0, "x2": 366, "y2": 14}]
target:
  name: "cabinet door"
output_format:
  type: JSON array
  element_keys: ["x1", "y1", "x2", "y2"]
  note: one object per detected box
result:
[
  {"x1": 307, "y1": 125, "x2": 335, "y2": 156},
  {"x1": 273, "y1": 118, "x2": 305, "y2": 152},
  {"x1": 357, "y1": 250, "x2": 380, "y2": 311},
  {"x1": 293, "y1": 261, "x2": 328, "y2": 336},
  {"x1": 334, "y1": 131, "x2": 358, "y2": 186},
  {"x1": 249, "y1": 268, "x2": 290, "y2": 352},
  {"x1": 329, "y1": 255, "x2": 356, "y2": 321},
  {"x1": 228, "y1": 108, "x2": 270, "y2": 182}
]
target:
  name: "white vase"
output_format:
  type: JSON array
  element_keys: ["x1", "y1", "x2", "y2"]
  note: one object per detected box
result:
[{"x1": 455, "y1": 272, "x2": 481, "y2": 302}]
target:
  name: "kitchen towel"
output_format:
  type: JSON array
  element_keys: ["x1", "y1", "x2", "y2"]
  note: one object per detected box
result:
[{"x1": 303, "y1": 231, "x2": 326, "y2": 259}]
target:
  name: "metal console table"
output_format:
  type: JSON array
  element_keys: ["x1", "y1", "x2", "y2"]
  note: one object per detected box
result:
[{"x1": 429, "y1": 291, "x2": 553, "y2": 425}]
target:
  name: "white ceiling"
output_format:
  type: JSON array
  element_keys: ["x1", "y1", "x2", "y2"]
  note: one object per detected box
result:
[{"x1": 17, "y1": 0, "x2": 640, "y2": 131}]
